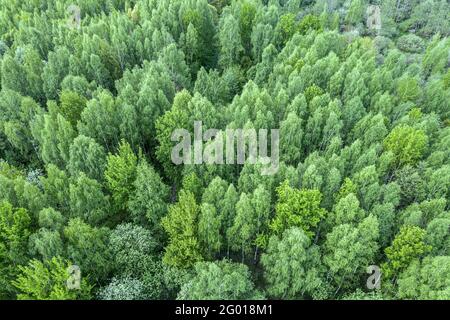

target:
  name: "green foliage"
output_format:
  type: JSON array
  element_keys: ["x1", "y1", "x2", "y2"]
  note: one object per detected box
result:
[
  {"x1": 324, "y1": 215, "x2": 380, "y2": 292},
  {"x1": 304, "y1": 84, "x2": 324, "y2": 103},
  {"x1": 40, "y1": 164, "x2": 70, "y2": 212},
  {"x1": 59, "y1": 90, "x2": 87, "y2": 128},
  {"x1": 278, "y1": 14, "x2": 297, "y2": 44},
  {"x1": 177, "y1": 260, "x2": 263, "y2": 300},
  {"x1": 261, "y1": 227, "x2": 324, "y2": 299},
  {"x1": 63, "y1": 218, "x2": 112, "y2": 282},
  {"x1": 98, "y1": 277, "x2": 146, "y2": 300},
  {"x1": 328, "y1": 193, "x2": 365, "y2": 226},
  {"x1": 218, "y1": 13, "x2": 244, "y2": 68},
  {"x1": 109, "y1": 223, "x2": 158, "y2": 276},
  {"x1": 28, "y1": 208, "x2": 65, "y2": 260},
  {"x1": 128, "y1": 160, "x2": 169, "y2": 231},
  {"x1": 298, "y1": 15, "x2": 322, "y2": 35},
  {"x1": 30, "y1": 102, "x2": 76, "y2": 168},
  {"x1": 0, "y1": 201, "x2": 32, "y2": 298},
  {"x1": 68, "y1": 135, "x2": 107, "y2": 181},
  {"x1": 105, "y1": 140, "x2": 138, "y2": 212},
  {"x1": 335, "y1": 178, "x2": 357, "y2": 203},
  {"x1": 77, "y1": 91, "x2": 120, "y2": 152},
  {"x1": 228, "y1": 185, "x2": 271, "y2": 261},
  {"x1": 397, "y1": 256, "x2": 450, "y2": 300},
  {"x1": 384, "y1": 125, "x2": 428, "y2": 167},
  {"x1": 69, "y1": 173, "x2": 111, "y2": 225},
  {"x1": 383, "y1": 226, "x2": 432, "y2": 279},
  {"x1": 156, "y1": 90, "x2": 192, "y2": 181},
  {"x1": 161, "y1": 191, "x2": 203, "y2": 268},
  {"x1": 13, "y1": 257, "x2": 92, "y2": 300},
  {"x1": 397, "y1": 76, "x2": 421, "y2": 103},
  {"x1": 342, "y1": 289, "x2": 386, "y2": 300},
  {"x1": 280, "y1": 112, "x2": 303, "y2": 165},
  {"x1": 198, "y1": 203, "x2": 222, "y2": 258},
  {"x1": 426, "y1": 216, "x2": 450, "y2": 256},
  {"x1": 345, "y1": 0, "x2": 364, "y2": 26},
  {"x1": 397, "y1": 34, "x2": 425, "y2": 53},
  {"x1": 270, "y1": 181, "x2": 326, "y2": 239},
  {"x1": 0, "y1": 0, "x2": 448, "y2": 302}
]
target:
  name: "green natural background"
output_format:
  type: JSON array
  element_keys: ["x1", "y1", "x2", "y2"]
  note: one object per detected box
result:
[{"x1": 0, "y1": 0, "x2": 449, "y2": 300}]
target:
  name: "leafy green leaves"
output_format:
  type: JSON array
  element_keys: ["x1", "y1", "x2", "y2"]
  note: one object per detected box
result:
[
  {"x1": 161, "y1": 191, "x2": 203, "y2": 268},
  {"x1": 0, "y1": 0, "x2": 449, "y2": 302},
  {"x1": 178, "y1": 260, "x2": 263, "y2": 300},
  {"x1": 383, "y1": 225, "x2": 431, "y2": 279},
  {"x1": 270, "y1": 181, "x2": 326, "y2": 239},
  {"x1": 13, "y1": 257, "x2": 92, "y2": 300},
  {"x1": 384, "y1": 125, "x2": 428, "y2": 167}
]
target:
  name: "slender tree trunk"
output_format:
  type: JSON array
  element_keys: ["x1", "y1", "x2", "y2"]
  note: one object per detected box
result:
[
  {"x1": 314, "y1": 224, "x2": 321, "y2": 244},
  {"x1": 171, "y1": 183, "x2": 177, "y2": 202},
  {"x1": 253, "y1": 246, "x2": 259, "y2": 264}
]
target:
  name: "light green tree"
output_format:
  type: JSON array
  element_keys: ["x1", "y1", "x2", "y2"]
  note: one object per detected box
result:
[
  {"x1": 269, "y1": 181, "x2": 326, "y2": 239},
  {"x1": 128, "y1": 160, "x2": 169, "y2": 231},
  {"x1": 0, "y1": 201, "x2": 32, "y2": 298},
  {"x1": 261, "y1": 227, "x2": 325, "y2": 299},
  {"x1": 177, "y1": 260, "x2": 263, "y2": 300},
  {"x1": 105, "y1": 140, "x2": 138, "y2": 212},
  {"x1": 384, "y1": 125, "x2": 428, "y2": 167},
  {"x1": 13, "y1": 257, "x2": 92, "y2": 300},
  {"x1": 161, "y1": 190, "x2": 203, "y2": 268},
  {"x1": 382, "y1": 225, "x2": 432, "y2": 279},
  {"x1": 68, "y1": 135, "x2": 107, "y2": 181}
]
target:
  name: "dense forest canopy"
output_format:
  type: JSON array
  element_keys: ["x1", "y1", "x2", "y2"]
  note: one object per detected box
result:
[{"x1": 0, "y1": 0, "x2": 449, "y2": 300}]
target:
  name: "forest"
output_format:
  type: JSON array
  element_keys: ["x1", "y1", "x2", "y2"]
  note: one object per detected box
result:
[{"x1": 0, "y1": 0, "x2": 449, "y2": 300}]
